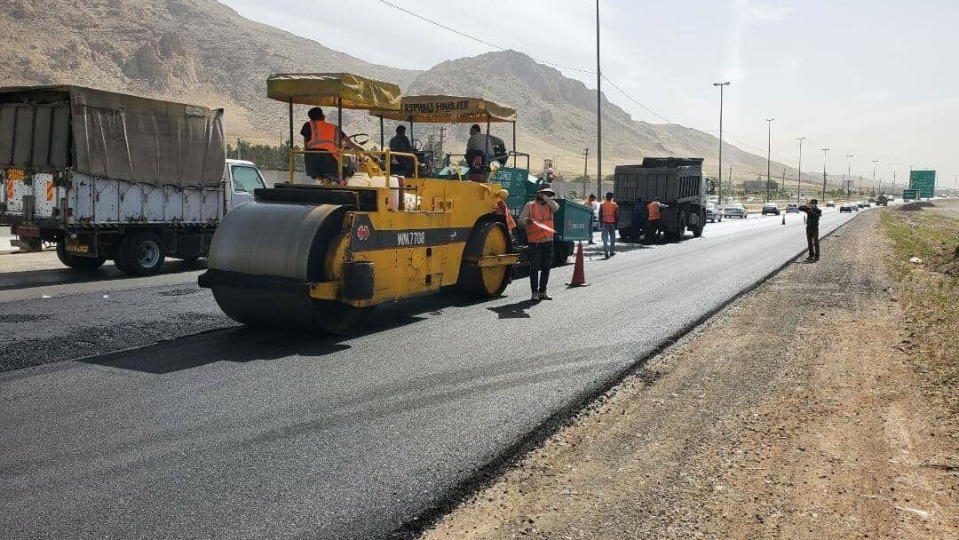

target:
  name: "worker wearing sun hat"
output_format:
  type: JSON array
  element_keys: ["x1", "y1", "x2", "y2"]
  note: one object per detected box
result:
[{"x1": 519, "y1": 184, "x2": 559, "y2": 301}]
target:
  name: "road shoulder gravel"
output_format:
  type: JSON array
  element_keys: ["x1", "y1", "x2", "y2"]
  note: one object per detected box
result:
[{"x1": 417, "y1": 210, "x2": 959, "y2": 539}]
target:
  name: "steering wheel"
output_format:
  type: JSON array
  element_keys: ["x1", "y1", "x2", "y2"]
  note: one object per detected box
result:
[
  {"x1": 348, "y1": 133, "x2": 371, "y2": 148},
  {"x1": 412, "y1": 138, "x2": 424, "y2": 151}
]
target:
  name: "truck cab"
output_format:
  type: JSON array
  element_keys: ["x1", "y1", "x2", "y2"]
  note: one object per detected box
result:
[{"x1": 225, "y1": 159, "x2": 266, "y2": 211}]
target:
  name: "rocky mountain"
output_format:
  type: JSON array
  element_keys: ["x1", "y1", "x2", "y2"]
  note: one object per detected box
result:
[
  {"x1": 0, "y1": 0, "x2": 418, "y2": 141},
  {"x1": 1, "y1": 0, "x2": 813, "y2": 184}
]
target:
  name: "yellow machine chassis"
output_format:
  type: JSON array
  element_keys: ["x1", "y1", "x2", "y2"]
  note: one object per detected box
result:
[{"x1": 303, "y1": 176, "x2": 518, "y2": 308}]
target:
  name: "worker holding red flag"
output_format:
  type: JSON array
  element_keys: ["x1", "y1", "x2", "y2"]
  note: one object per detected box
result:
[{"x1": 519, "y1": 185, "x2": 559, "y2": 301}]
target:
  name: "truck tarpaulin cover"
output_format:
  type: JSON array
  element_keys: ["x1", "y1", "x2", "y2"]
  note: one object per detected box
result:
[{"x1": 0, "y1": 85, "x2": 225, "y2": 188}]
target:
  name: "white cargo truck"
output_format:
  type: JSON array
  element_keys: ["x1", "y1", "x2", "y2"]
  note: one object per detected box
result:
[{"x1": 0, "y1": 86, "x2": 264, "y2": 275}]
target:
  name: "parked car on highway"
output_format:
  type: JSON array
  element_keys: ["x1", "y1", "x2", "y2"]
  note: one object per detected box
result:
[
  {"x1": 761, "y1": 203, "x2": 781, "y2": 216},
  {"x1": 826, "y1": 200, "x2": 836, "y2": 207},
  {"x1": 840, "y1": 203, "x2": 858, "y2": 213},
  {"x1": 724, "y1": 203, "x2": 748, "y2": 219},
  {"x1": 785, "y1": 203, "x2": 800, "y2": 213},
  {"x1": 857, "y1": 201, "x2": 870, "y2": 208},
  {"x1": 706, "y1": 204, "x2": 723, "y2": 223}
]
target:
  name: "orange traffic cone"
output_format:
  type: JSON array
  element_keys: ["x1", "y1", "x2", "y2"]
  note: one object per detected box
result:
[{"x1": 567, "y1": 242, "x2": 589, "y2": 288}]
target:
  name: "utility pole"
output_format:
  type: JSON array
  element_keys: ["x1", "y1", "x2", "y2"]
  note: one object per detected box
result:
[
  {"x1": 821, "y1": 148, "x2": 830, "y2": 200},
  {"x1": 846, "y1": 154, "x2": 854, "y2": 200},
  {"x1": 713, "y1": 82, "x2": 731, "y2": 207},
  {"x1": 891, "y1": 162, "x2": 898, "y2": 191},
  {"x1": 437, "y1": 126, "x2": 446, "y2": 166},
  {"x1": 796, "y1": 137, "x2": 806, "y2": 203},
  {"x1": 728, "y1": 165, "x2": 733, "y2": 201},
  {"x1": 781, "y1": 167, "x2": 786, "y2": 198},
  {"x1": 765, "y1": 118, "x2": 774, "y2": 202},
  {"x1": 583, "y1": 147, "x2": 589, "y2": 198},
  {"x1": 237, "y1": 138, "x2": 242, "y2": 160},
  {"x1": 595, "y1": 0, "x2": 602, "y2": 200}
]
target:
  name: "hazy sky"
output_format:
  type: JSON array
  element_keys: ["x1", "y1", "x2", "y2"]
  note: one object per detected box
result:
[{"x1": 221, "y1": 0, "x2": 958, "y2": 187}]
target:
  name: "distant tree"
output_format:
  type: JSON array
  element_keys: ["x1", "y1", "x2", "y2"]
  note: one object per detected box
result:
[{"x1": 228, "y1": 140, "x2": 304, "y2": 171}]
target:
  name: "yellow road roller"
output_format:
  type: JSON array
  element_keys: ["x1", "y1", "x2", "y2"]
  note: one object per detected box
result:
[{"x1": 198, "y1": 74, "x2": 519, "y2": 333}]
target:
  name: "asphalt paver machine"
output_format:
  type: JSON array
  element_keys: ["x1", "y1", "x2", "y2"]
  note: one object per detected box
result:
[{"x1": 199, "y1": 74, "x2": 519, "y2": 333}]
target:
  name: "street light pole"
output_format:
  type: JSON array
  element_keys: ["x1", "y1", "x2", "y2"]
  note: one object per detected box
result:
[
  {"x1": 796, "y1": 137, "x2": 806, "y2": 203},
  {"x1": 821, "y1": 148, "x2": 830, "y2": 200},
  {"x1": 714, "y1": 82, "x2": 730, "y2": 207},
  {"x1": 595, "y1": 0, "x2": 602, "y2": 200},
  {"x1": 872, "y1": 160, "x2": 879, "y2": 196},
  {"x1": 891, "y1": 162, "x2": 898, "y2": 191},
  {"x1": 846, "y1": 154, "x2": 854, "y2": 200},
  {"x1": 765, "y1": 118, "x2": 774, "y2": 202}
]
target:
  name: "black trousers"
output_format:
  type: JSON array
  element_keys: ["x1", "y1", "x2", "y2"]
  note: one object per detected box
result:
[
  {"x1": 528, "y1": 241, "x2": 554, "y2": 293},
  {"x1": 806, "y1": 226, "x2": 820, "y2": 258},
  {"x1": 646, "y1": 219, "x2": 661, "y2": 241}
]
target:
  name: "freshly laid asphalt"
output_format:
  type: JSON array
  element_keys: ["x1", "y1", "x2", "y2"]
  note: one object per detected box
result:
[{"x1": 0, "y1": 209, "x2": 858, "y2": 539}]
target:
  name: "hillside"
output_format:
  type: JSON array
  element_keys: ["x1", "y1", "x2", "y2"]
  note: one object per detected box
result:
[
  {"x1": 0, "y1": 0, "x2": 419, "y2": 140},
  {"x1": 0, "y1": 0, "x2": 828, "y2": 185}
]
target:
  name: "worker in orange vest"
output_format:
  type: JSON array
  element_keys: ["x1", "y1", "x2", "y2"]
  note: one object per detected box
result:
[
  {"x1": 598, "y1": 192, "x2": 619, "y2": 259},
  {"x1": 645, "y1": 197, "x2": 670, "y2": 243},
  {"x1": 300, "y1": 107, "x2": 364, "y2": 183},
  {"x1": 519, "y1": 185, "x2": 559, "y2": 301}
]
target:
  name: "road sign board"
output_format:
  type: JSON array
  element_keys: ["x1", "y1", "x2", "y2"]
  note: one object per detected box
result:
[
  {"x1": 902, "y1": 189, "x2": 919, "y2": 201},
  {"x1": 909, "y1": 170, "x2": 936, "y2": 199}
]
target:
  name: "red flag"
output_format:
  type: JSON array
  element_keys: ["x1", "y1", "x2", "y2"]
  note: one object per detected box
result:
[{"x1": 531, "y1": 220, "x2": 557, "y2": 234}]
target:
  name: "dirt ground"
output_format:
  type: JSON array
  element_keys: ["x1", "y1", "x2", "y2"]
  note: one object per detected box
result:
[{"x1": 419, "y1": 210, "x2": 959, "y2": 539}]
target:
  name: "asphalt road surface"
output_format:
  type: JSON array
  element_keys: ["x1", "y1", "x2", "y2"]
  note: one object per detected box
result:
[{"x1": 0, "y1": 208, "x2": 859, "y2": 539}]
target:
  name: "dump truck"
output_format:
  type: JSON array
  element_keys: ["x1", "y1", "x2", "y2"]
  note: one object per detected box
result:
[
  {"x1": 0, "y1": 86, "x2": 265, "y2": 275},
  {"x1": 199, "y1": 74, "x2": 520, "y2": 334},
  {"x1": 613, "y1": 157, "x2": 707, "y2": 241}
]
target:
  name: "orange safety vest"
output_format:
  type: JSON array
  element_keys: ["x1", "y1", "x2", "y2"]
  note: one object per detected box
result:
[
  {"x1": 600, "y1": 200, "x2": 618, "y2": 223},
  {"x1": 647, "y1": 201, "x2": 661, "y2": 221},
  {"x1": 305, "y1": 120, "x2": 339, "y2": 157},
  {"x1": 526, "y1": 201, "x2": 554, "y2": 243}
]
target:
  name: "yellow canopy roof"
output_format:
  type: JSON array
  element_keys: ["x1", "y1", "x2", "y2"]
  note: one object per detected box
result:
[
  {"x1": 371, "y1": 95, "x2": 517, "y2": 123},
  {"x1": 266, "y1": 73, "x2": 401, "y2": 111}
]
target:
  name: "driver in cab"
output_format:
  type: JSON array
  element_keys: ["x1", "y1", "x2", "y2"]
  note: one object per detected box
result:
[
  {"x1": 301, "y1": 107, "x2": 365, "y2": 184},
  {"x1": 465, "y1": 124, "x2": 506, "y2": 181}
]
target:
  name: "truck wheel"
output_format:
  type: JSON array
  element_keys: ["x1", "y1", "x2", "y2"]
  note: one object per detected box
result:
[
  {"x1": 120, "y1": 231, "x2": 166, "y2": 276},
  {"x1": 56, "y1": 240, "x2": 106, "y2": 271},
  {"x1": 672, "y1": 212, "x2": 687, "y2": 241},
  {"x1": 458, "y1": 221, "x2": 511, "y2": 298},
  {"x1": 693, "y1": 212, "x2": 705, "y2": 238}
]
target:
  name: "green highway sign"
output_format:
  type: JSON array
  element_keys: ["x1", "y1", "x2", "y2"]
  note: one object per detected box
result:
[
  {"x1": 909, "y1": 170, "x2": 936, "y2": 199},
  {"x1": 902, "y1": 189, "x2": 919, "y2": 201}
]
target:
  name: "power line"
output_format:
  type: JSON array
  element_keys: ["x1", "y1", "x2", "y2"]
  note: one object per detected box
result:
[
  {"x1": 376, "y1": 0, "x2": 689, "y2": 126},
  {"x1": 375, "y1": 0, "x2": 594, "y2": 74},
  {"x1": 600, "y1": 75, "x2": 674, "y2": 123},
  {"x1": 376, "y1": 0, "x2": 813, "y2": 167}
]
